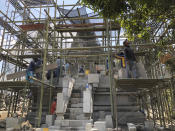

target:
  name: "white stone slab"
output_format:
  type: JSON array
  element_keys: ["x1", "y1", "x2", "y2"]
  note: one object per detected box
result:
[
  {"x1": 94, "y1": 121, "x2": 106, "y2": 131},
  {"x1": 62, "y1": 78, "x2": 69, "y2": 87},
  {"x1": 128, "y1": 126, "x2": 136, "y2": 131},
  {"x1": 61, "y1": 120, "x2": 70, "y2": 127},
  {"x1": 86, "y1": 123, "x2": 92, "y2": 131},
  {"x1": 54, "y1": 119, "x2": 61, "y2": 126},
  {"x1": 83, "y1": 90, "x2": 93, "y2": 113},
  {"x1": 91, "y1": 128, "x2": 99, "y2": 131},
  {"x1": 69, "y1": 120, "x2": 83, "y2": 127},
  {"x1": 6, "y1": 128, "x2": 15, "y2": 131},
  {"x1": 118, "y1": 68, "x2": 127, "y2": 78},
  {"x1": 46, "y1": 115, "x2": 54, "y2": 127},
  {"x1": 105, "y1": 115, "x2": 113, "y2": 128},
  {"x1": 127, "y1": 123, "x2": 136, "y2": 131},
  {"x1": 88, "y1": 74, "x2": 99, "y2": 83},
  {"x1": 56, "y1": 93, "x2": 65, "y2": 113}
]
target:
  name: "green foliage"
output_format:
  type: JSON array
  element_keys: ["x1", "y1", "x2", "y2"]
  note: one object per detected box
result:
[
  {"x1": 81, "y1": 0, "x2": 128, "y2": 18},
  {"x1": 81, "y1": 0, "x2": 175, "y2": 41}
]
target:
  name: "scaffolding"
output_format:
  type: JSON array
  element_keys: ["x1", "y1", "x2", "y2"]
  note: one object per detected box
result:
[{"x1": 0, "y1": 0, "x2": 174, "y2": 129}]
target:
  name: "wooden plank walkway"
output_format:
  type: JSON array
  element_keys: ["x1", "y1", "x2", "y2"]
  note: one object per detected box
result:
[
  {"x1": 0, "y1": 81, "x2": 35, "y2": 90},
  {"x1": 6, "y1": 63, "x2": 57, "y2": 80},
  {"x1": 114, "y1": 78, "x2": 170, "y2": 90}
]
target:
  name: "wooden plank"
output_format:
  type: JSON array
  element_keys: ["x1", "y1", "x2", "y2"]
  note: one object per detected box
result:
[
  {"x1": 7, "y1": 71, "x2": 26, "y2": 80},
  {"x1": 56, "y1": 23, "x2": 105, "y2": 28},
  {"x1": 19, "y1": 23, "x2": 45, "y2": 31},
  {"x1": 56, "y1": 26, "x2": 120, "y2": 32},
  {"x1": 6, "y1": 63, "x2": 58, "y2": 80},
  {"x1": 114, "y1": 77, "x2": 169, "y2": 89}
]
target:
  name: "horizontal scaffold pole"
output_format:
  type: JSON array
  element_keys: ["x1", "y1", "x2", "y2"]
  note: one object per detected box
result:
[
  {"x1": 8, "y1": 17, "x2": 103, "y2": 23},
  {"x1": 30, "y1": 77, "x2": 55, "y2": 88},
  {"x1": 55, "y1": 26, "x2": 120, "y2": 32},
  {"x1": 4, "y1": 44, "x2": 172, "y2": 52}
]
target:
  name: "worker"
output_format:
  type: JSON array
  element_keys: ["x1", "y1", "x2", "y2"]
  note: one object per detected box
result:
[
  {"x1": 46, "y1": 70, "x2": 51, "y2": 80},
  {"x1": 35, "y1": 58, "x2": 42, "y2": 79},
  {"x1": 26, "y1": 58, "x2": 38, "y2": 83},
  {"x1": 65, "y1": 62, "x2": 70, "y2": 75},
  {"x1": 35, "y1": 58, "x2": 42, "y2": 67},
  {"x1": 51, "y1": 97, "x2": 57, "y2": 115},
  {"x1": 123, "y1": 39, "x2": 137, "y2": 78},
  {"x1": 79, "y1": 65, "x2": 84, "y2": 73},
  {"x1": 56, "y1": 56, "x2": 61, "y2": 77}
]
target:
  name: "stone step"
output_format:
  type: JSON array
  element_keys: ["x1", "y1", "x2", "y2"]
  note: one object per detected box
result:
[
  {"x1": 75, "y1": 77, "x2": 88, "y2": 82},
  {"x1": 94, "y1": 88, "x2": 110, "y2": 92},
  {"x1": 93, "y1": 111, "x2": 145, "y2": 125},
  {"x1": 71, "y1": 93, "x2": 82, "y2": 98},
  {"x1": 66, "y1": 108, "x2": 83, "y2": 114},
  {"x1": 72, "y1": 90, "x2": 82, "y2": 93},
  {"x1": 94, "y1": 95, "x2": 137, "y2": 106},
  {"x1": 60, "y1": 127, "x2": 85, "y2": 131},
  {"x1": 74, "y1": 83, "x2": 87, "y2": 87},
  {"x1": 63, "y1": 113, "x2": 71, "y2": 119},
  {"x1": 118, "y1": 112, "x2": 145, "y2": 125},
  {"x1": 93, "y1": 100, "x2": 139, "y2": 106},
  {"x1": 99, "y1": 76, "x2": 110, "y2": 88},
  {"x1": 70, "y1": 98, "x2": 83, "y2": 104},
  {"x1": 93, "y1": 106, "x2": 140, "y2": 112},
  {"x1": 35, "y1": 128, "x2": 66, "y2": 131},
  {"x1": 64, "y1": 114, "x2": 89, "y2": 120},
  {"x1": 94, "y1": 90, "x2": 137, "y2": 95},
  {"x1": 70, "y1": 103, "x2": 83, "y2": 108},
  {"x1": 54, "y1": 120, "x2": 91, "y2": 128},
  {"x1": 94, "y1": 92, "x2": 138, "y2": 95}
]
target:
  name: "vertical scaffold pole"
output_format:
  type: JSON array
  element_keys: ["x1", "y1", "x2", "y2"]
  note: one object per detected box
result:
[
  {"x1": 37, "y1": 8, "x2": 49, "y2": 127},
  {"x1": 106, "y1": 19, "x2": 117, "y2": 128}
]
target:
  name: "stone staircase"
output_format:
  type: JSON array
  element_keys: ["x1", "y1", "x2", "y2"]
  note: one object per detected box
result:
[
  {"x1": 49, "y1": 74, "x2": 145, "y2": 130},
  {"x1": 53, "y1": 76, "x2": 92, "y2": 131},
  {"x1": 65, "y1": 90, "x2": 83, "y2": 120},
  {"x1": 93, "y1": 75, "x2": 145, "y2": 125}
]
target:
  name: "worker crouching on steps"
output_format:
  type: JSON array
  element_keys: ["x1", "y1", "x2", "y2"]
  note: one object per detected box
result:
[
  {"x1": 123, "y1": 39, "x2": 138, "y2": 78},
  {"x1": 26, "y1": 58, "x2": 38, "y2": 83}
]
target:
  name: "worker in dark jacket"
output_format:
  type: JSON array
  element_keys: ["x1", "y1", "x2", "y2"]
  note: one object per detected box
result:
[
  {"x1": 35, "y1": 58, "x2": 42, "y2": 79},
  {"x1": 26, "y1": 58, "x2": 38, "y2": 83},
  {"x1": 123, "y1": 39, "x2": 137, "y2": 78}
]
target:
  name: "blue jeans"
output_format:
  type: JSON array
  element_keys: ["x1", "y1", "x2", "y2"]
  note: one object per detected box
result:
[
  {"x1": 126, "y1": 60, "x2": 137, "y2": 78},
  {"x1": 56, "y1": 67, "x2": 60, "y2": 77},
  {"x1": 26, "y1": 71, "x2": 34, "y2": 83}
]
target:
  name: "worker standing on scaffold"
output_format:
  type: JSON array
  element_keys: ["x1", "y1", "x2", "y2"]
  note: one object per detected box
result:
[{"x1": 123, "y1": 39, "x2": 137, "y2": 78}]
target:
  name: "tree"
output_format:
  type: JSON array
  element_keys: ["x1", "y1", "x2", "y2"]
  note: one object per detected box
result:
[{"x1": 81, "y1": 0, "x2": 175, "y2": 41}]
